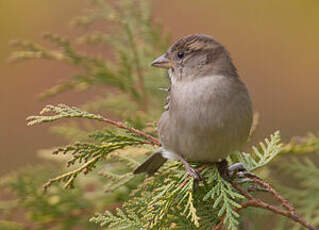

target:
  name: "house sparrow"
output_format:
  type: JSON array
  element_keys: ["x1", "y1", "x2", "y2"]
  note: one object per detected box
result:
[{"x1": 134, "y1": 34, "x2": 253, "y2": 180}]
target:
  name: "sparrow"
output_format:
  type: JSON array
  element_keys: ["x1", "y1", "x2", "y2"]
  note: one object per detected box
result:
[{"x1": 134, "y1": 34, "x2": 253, "y2": 181}]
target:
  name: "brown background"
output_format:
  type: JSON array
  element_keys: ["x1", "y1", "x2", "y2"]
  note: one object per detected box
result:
[{"x1": 1, "y1": 0, "x2": 319, "y2": 173}]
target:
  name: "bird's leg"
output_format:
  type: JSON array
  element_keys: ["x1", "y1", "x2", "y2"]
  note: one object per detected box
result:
[
  {"x1": 216, "y1": 159, "x2": 231, "y2": 181},
  {"x1": 179, "y1": 156, "x2": 202, "y2": 189}
]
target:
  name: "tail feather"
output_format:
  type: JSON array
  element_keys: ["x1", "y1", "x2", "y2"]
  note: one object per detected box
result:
[{"x1": 133, "y1": 148, "x2": 167, "y2": 175}]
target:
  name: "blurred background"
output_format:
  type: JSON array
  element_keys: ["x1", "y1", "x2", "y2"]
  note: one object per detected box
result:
[
  {"x1": 1, "y1": 0, "x2": 319, "y2": 229},
  {"x1": 1, "y1": 0, "x2": 319, "y2": 174}
]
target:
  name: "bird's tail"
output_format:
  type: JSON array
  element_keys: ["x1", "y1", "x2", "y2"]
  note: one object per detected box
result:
[{"x1": 133, "y1": 148, "x2": 167, "y2": 175}]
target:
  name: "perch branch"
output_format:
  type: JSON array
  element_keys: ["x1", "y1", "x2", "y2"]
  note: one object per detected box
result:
[
  {"x1": 248, "y1": 175, "x2": 295, "y2": 213},
  {"x1": 98, "y1": 116, "x2": 160, "y2": 146},
  {"x1": 27, "y1": 104, "x2": 161, "y2": 146}
]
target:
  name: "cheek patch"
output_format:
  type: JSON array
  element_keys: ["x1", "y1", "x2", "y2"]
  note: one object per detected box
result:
[{"x1": 206, "y1": 46, "x2": 224, "y2": 64}]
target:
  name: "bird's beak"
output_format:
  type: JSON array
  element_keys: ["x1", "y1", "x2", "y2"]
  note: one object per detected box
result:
[{"x1": 150, "y1": 54, "x2": 172, "y2": 69}]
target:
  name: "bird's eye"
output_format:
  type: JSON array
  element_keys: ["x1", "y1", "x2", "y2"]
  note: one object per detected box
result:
[{"x1": 177, "y1": 51, "x2": 185, "y2": 59}]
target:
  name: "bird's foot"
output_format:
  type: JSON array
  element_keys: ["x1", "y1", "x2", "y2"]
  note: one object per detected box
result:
[
  {"x1": 217, "y1": 160, "x2": 259, "y2": 184},
  {"x1": 180, "y1": 157, "x2": 203, "y2": 190},
  {"x1": 186, "y1": 165, "x2": 202, "y2": 181},
  {"x1": 228, "y1": 162, "x2": 257, "y2": 179},
  {"x1": 227, "y1": 163, "x2": 267, "y2": 191}
]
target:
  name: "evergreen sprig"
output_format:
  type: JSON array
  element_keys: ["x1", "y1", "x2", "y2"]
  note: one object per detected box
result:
[
  {"x1": 26, "y1": 104, "x2": 153, "y2": 191},
  {"x1": 235, "y1": 131, "x2": 282, "y2": 171},
  {"x1": 43, "y1": 130, "x2": 146, "y2": 190},
  {"x1": 203, "y1": 168, "x2": 244, "y2": 230},
  {"x1": 27, "y1": 104, "x2": 160, "y2": 145},
  {"x1": 92, "y1": 163, "x2": 243, "y2": 229},
  {"x1": 26, "y1": 104, "x2": 104, "y2": 126},
  {"x1": 91, "y1": 162, "x2": 208, "y2": 229}
]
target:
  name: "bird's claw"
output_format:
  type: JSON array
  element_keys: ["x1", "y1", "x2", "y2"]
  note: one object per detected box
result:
[
  {"x1": 227, "y1": 162, "x2": 258, "y2": 183},
  {"x1": 185, "y1": 165, "x2": 203, "y2": 190},
  {"x1": 180, "y1": 156, "x2": 203, "y2": 190},
  {"x1": 186, "y1": 166, "x2": 202, "y2": 181}
]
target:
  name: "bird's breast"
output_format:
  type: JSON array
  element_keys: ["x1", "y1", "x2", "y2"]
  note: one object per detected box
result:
[
  {"x1": 163, "y1": 75, "x2": 252, "y2": 162},
  {"x1": 170, "y1": 75, "x2": 231, "y2": 129}
]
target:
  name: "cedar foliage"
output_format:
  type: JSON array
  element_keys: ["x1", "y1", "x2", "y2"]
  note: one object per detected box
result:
[{"x1": 2, "y1": 0, "x2": 319, "y2": 229}]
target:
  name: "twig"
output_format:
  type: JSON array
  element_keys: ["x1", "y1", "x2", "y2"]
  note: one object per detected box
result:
[
  {"x1": 229, "y1": 182, "x2": 316, "y2": 230},
  {"x1": 248, "y1": 175, "x2": 295, "y2": 213},
  {"x1": 43, "y1": 155, "x2": 100, "y2": 191},
  {"x1": 98, "y1": 116, "x2": 160, "y2": 146},
  {"x1": 213, "y1": 178, "x2": 318, "y2": 230}
]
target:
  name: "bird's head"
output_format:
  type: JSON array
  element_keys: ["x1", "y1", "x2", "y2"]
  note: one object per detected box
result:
[{"x1": 151, "y1": 34, "x2": 237, "y2": 81}]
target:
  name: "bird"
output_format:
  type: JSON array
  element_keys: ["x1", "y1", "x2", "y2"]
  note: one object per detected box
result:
[{"x1": 134, "y1": 34, "x2": 253, "y2": 181}]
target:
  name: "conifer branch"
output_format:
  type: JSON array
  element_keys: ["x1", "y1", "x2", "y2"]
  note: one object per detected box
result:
[
  {"x1": 236, "y1": 131, "x2": 282, "y2": 171},
  {"x1": 27, "y1": 104, "x2": 160, "y2": 146},
  {"x1": 27, "y1": 105, "x2": 319, "y2": 229}
]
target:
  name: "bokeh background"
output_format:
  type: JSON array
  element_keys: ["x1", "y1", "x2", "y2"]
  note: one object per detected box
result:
[{"x1": 1, "y1": 0, "x2": 319, "y2": 174}]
